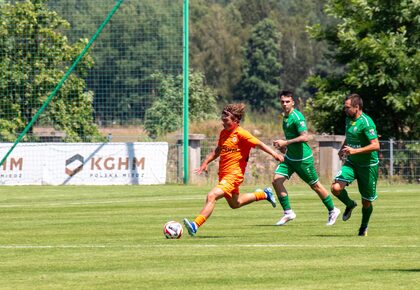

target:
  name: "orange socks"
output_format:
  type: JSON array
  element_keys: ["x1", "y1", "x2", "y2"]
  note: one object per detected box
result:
[
  {"x1": 194, "y1": 214, "x2": 207, "y2": 227},
  {"x1": 254, "y1": 190, "x2": 267, "y2": 201}
]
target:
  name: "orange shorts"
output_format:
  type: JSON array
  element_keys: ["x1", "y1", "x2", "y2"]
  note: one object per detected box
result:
[{"x1": 216, "y1": 174, "x2": 244, "y2": 198}]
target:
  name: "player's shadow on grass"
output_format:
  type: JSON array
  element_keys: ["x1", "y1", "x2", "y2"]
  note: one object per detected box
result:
[
  {"x1": 254, "y1": 224, "x2": 282, "y2": 227},
  {"x1": 195, "y1": 236, "x2": 226, "y2": 239},
  {"x1": 373, "y1": 268, "x2": 420, "y2": 273},
  {"x1": 312, "y1": 234, "x2": 355, "y2": 237}
]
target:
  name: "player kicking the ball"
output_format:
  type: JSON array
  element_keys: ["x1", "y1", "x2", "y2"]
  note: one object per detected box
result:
[{"x1": 183, "y1": 103, "x2": 283, "y2": 237}]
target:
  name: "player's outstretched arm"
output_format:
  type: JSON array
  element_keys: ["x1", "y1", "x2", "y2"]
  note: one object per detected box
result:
[
  {"x1": 194, "y1": 146, "x2": 221, "y2": 175},
  {"x1": 256, "y1": 142, "x2": 284, "y2": 163}
]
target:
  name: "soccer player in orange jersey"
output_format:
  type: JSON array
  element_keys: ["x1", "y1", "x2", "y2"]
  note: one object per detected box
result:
[{"x1": 183, "y1": 103, "x2": 284, "y2": 237}]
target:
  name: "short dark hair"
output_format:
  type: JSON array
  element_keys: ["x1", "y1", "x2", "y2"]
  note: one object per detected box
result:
[
  {"x1": 279, "y1": 90, "x2": 294, "y2": 98},
  {"x1": 345, "y1": 93, "x2": 363, "y2": 110}
]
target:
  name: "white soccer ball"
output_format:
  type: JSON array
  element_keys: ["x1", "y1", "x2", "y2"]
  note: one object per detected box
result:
[{"x1": 163, "y1": 221, "x2": 183, "y2": 239}]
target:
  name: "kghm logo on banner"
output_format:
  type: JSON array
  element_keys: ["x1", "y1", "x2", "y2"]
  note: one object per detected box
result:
[
  {"x1": 65, "y1": 154, "x2": 84, "y2": 176},
  {"x1": 65, "y1": 153, "x2": 146, "y2": 177}
]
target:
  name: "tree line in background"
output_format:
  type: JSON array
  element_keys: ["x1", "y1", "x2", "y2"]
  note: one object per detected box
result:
[
  {"x1": 0, "y1": 0, "x2": 418, "y2": 141},
  {"x1": 0, "y1": 0, "x2": 102, "y2": 142}
]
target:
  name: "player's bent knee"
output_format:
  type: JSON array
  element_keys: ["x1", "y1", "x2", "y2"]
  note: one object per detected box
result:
[
  {"x1": 310, "y1": 182, "x2": 320, "y2": 191},
  {"x1": 226, "y1": 199, "x2": 241, "y2": 209},
  {"x1": 272, "y1": 175, "x2": 286, "y2": 185},
  {"x1": 362, "y1": 199, "x2": 372, "y2": 208},
  {"x1": 330, "y1": 183, "x2": 341, "y2": 195},
  {"x1": 206, "y1": 192, "x2": 219, "y2": 202},
  {"x1": 228, "y1": 203, "x2": 240, "y2": 209}
]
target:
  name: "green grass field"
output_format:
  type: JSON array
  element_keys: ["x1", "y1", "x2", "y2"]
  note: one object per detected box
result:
[{"x1": 0, "y1": 184, "x2": 418, "y2": 289}]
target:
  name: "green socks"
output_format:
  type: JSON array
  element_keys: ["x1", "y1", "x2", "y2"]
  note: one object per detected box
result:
[
  {"x1": 279, "y1": 194, "x2": 291, "y2": 211},
  {"x1": 361, "y1": 205, "x2": 373, "y2": 228},
  {"x1": 281, "y1": 194, "x2": 335, "y2": 211},
  {"x1": 322, "y1": 195, "x2": 335, "y2": 211},
  {"x1": 337, "y1": 189, "x2": 355, "y2": 207}
]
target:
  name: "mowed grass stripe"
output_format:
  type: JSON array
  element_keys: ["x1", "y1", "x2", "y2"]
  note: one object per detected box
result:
[{"x1": 1, "y1": 243, "x2": 419, "y2": 249}]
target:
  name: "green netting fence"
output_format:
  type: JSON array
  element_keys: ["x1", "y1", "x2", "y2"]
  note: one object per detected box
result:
[{"x1": 0, "y1": 0, "x2": 189, "y2": 184}]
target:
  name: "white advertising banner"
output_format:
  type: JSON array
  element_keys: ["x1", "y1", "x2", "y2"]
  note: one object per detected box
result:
[{"x1": 0, "y1": 142, "x2": 168, "y2": 185}]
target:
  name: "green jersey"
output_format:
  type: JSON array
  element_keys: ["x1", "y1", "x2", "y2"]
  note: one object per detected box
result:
[
  {"x1": 283, "y1": 109, "x2": 313, "y2": 161},
  {"x1": 345, "y1": 112, "x2": 379, "y2": 166}
]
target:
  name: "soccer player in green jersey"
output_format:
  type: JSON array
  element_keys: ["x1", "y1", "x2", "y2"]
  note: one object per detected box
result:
[
  {"x1": 271, "y1": 91, "x2": 341, "y2": 226},
  {"x1": 331, "y1": 93, "x2": 380, "y2": 236}
]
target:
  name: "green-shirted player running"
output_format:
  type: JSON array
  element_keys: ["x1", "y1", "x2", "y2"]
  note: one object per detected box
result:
[
  {"x1": 331, "y1": 93, "x2": 380, "y2": 236},
  {"x1": 271, "y1": 91, "x2": 341, "y2": 226}
]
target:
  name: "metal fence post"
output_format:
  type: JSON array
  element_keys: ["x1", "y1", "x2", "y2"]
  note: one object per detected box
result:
[{"x1": 389, "y1": 138, "x2": 394, "y2": 178}]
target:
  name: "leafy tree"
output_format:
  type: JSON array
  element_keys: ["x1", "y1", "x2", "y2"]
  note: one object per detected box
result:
[
  {"x1": 93, "y1": 0, "x2": 183, "y2": 125},
  {"x1": 49, "y1": 0, "x2": 183, "y2": 126},
  {"x1": 144, "y1": 71, "x2": 218, "y2": 137},
  {"x1": 269, "y1": 0, "x2": 330, "y2": 99},
  {"x1": 234, "y1": 18, "x2": 282, "y2": 110},
  {"x1": 216, "y1": 0, "x2": 331, "y2": 102},
  {"x1": 0, "y1": 0, "x2": 102, "y2": 142},
  {"x1": 189, "y1": 0, "x2": 244, "y2": 101},
  {"x1": 206, "y1": 0, "x2": 232, "y2": 5},
  {"x1": 307, "y1": 0, "x2": 420, "y2": 139},
  {"x1": 230, "y1": 0, "x2": 278, "y2": 27}
]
